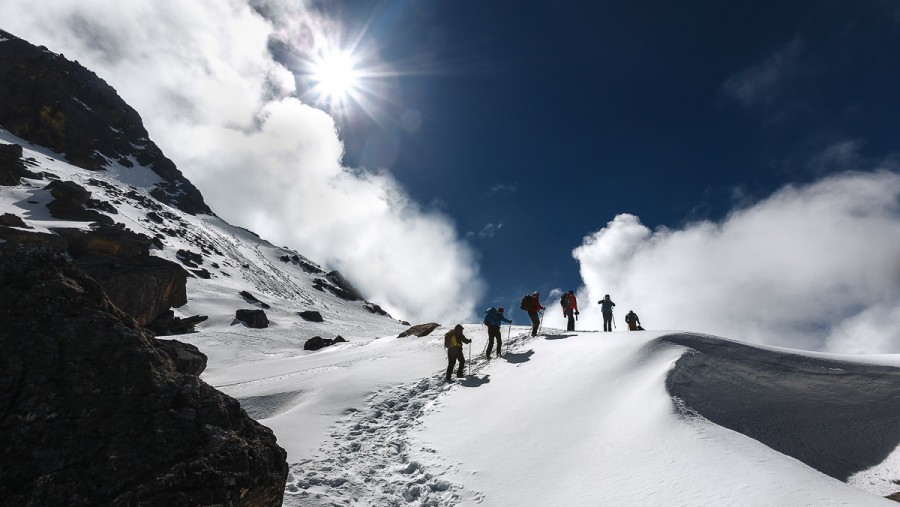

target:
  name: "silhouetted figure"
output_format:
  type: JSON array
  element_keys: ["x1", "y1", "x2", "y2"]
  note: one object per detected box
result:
[
  {"x1": 598, "y1": 294, "x2": 616, "y2": 332},
  {"x1": 561, "y1": 290, "x2": 578, "y2": 331},
  {"x1": 483, "y1": 306, "x2": 512, "y2": 359},
  {"x1": 521, "y1": 291, "x2": 545, "y2": 336},
  {"x1": 444, "y1": 324, "x2": 471, "y2": 382},
  {"x1": 625, "y1": 310, "x2": 642, "y2": 331}
]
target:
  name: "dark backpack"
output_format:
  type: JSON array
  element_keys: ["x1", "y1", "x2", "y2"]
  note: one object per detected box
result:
[
  {"x1": 483, "y1": 307, "x2": 497, "y2": 325},
  {"x1": 519, "y1": 294, "x2": 532, "y2": 311},
  {"x1": 444, "y1": 330, "x2": 454, "y2": 348},
  {"x1": 560, "y1": 293, "x2": 570, "y2": 309}
]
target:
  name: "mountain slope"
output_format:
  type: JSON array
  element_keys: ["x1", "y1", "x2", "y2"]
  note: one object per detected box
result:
[{"x1": 0, "y1": 29, "x2": 408, "y2": 505}]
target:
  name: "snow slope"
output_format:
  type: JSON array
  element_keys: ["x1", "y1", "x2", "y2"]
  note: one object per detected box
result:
[{"x1": 3, "y1": 130, "x2": 900, "y2": 505}]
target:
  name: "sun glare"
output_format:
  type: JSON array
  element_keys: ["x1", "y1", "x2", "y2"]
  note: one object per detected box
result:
[
  {"x1": 311, "y1": 50, "x2": 360, "y2": 100},
  {"x1": 293, "y1": 20, "x2": 396, "y2": 121}
]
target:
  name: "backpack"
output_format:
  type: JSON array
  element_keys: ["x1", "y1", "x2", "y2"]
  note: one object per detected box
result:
[
  {"x1": 444, "y1": 330, "x2": 454, "y2": 348},
  {"x1": 560, "y1": 293, "x2": 570, "y2": 309},
  {"x1": 519, "y1": 294, "x2": 532, "y2": 311},
  {"x1": 483, "y1": 307, "x2": 497, "y2": 325}
]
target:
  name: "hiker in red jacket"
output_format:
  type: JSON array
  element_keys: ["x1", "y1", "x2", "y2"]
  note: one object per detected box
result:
[
  {"x1": 524, "y1": 291, "x2": 545, "y2": 336},
  {"x1": 561, "y1": 290, "x2": 578, "y2": 331}
]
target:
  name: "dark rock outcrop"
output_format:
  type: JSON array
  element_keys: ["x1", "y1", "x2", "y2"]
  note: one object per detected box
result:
[
  {"x1": 0, "y1": 29, "x2": 211, "y2": 215},
  {"x1": 54, "y1": 224, "x2": 152, "y2": 258},
  {"x1": 52, "y1": 225, "x2": 187, "y2": 326},
  {"x1": 236, "y1": 309, "x2": 269, "y2": 328},
  {"x1": 0, "y1": 244, "x2": 287, "y2": 506},
  {"x1": 0, "y1": 225, "x2": 67, "y2": 251},
  {"x1": 71, "y1": 254, "x2": 188, "y2": 327},
  {"x1": 154, "y1": 338, "x2": 208, "y2": 377},
  {"x1": 398, "y1": 323, "x2": 441, "y2": 338},
  {"x1": 0, "y1": 143, "x2": 39, "y2": 185},
  {"x1": 298, "y1": 310, "x2": 324, "y2": 322},
  {"x1": 45, "y1": 179, "x2": 113, "y2": 225},
  {"x1": 177, "y1": 248, "x2": 204, "y2": 268},
  {"x1": 289, "y1": 254, "x2": 324, "y2": 274},
  {"x1": 313, "y1": 270, "x2": 364, "y2": 301},
  {"x1": 326, "y1": 270, "x2": 363, "y2": 300},
  {"x1": 0, "y1": 213, "x2": 27, "y2": 228},
  {"x1": 147, "y1": 310, "x2": 209, "y2": 336},
  {"x1": 240, "y1": 290, "x2": 271, "y2": 309},
  {"x1": 303, "y1": 335, "x2": 347, "y2": 351},
  {"x1": 364, "y1": 302, "x2": 391, "y2": 317}
]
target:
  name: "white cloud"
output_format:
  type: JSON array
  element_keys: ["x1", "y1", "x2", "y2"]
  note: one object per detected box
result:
[
  {"x1": 571, "y1": 171, "x2": 900, "y2": 353},
  {"x1": 4, "y1": 0, "x2": 484, "y2": 323},
  {"x1": 489, "y1": 183, "x2": 517, "y2": 195},
  {"x1": 722, "y1": 39, "x2": 805, "y2": 109},
  {"x1": 807, "y1": 140, "x2": 864, "y2": 174},
  {"x1": 467, "y1": 222, "x2": 503, "y2": 239}
]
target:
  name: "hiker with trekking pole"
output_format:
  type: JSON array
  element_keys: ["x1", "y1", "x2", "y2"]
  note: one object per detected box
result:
[
  {"x1": 443, "y1": 324, "x2": 471, "y2": 382},
  {"x1": 482, "y1": 306, "x2": 512, "y2": 360},
  {"x1": 520, "y1": 291, "x2": 545, "y2": 337},
  {"x1": 598, "y1": 294, "x2": 616, "y2": 332}
]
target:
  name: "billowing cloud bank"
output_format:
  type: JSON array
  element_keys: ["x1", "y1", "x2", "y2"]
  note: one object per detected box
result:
[
  {"x1": 4, "y1": 0, "x2": 483, "y2": 322},
  {"x1": 573, "y1": 171, "x2": 900, "y2": 353}
]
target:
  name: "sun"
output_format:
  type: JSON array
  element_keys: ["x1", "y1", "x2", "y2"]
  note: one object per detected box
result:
[
  {"x1": 290, "y1": 20, "x2": 395, "y2": 121},
  {"x1": 310, "y1": 49, "x2": 361, "y2": 103}
]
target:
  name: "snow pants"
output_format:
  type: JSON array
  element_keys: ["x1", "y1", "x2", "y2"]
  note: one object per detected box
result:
[
  {"x1": 486, "y1": 325, "x2": 502, "y2": 358},
  {"x1": 447, "y1": 346, "x2": 465, "y2": 380},
  {"x1": 564, "y1": 308, "x2": 575, "y2": 331},
  {"x1": 528, "y1": 311, "x2": 540, "y2": 336},
  {"x1": 603, "y1": 312, "x2": 613, "y2": 332}
]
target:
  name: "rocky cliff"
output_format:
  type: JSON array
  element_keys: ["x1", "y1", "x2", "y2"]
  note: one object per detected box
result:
[{"x1": 0, "y1": 244, "x2": 287, "y2": 506}]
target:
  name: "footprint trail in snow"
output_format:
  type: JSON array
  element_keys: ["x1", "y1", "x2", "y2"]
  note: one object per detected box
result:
[{"x1": 282, "y1": 330, "x2": 537, "y2": 506}]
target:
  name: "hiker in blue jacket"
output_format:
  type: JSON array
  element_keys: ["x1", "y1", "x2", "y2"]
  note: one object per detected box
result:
[
  {"x1": 598, "y1": 294, "x2": 616, "y2": 332},
  {"x1": 483, "y1": 306, "x2": 512, "y2": 360}
]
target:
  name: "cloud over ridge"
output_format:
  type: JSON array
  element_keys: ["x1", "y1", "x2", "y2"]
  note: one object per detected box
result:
[
  {"x1": 4, "y1": 0, "x2": 484, "y2": 323},
  {"x1": 573, "y1": 170, "x2": 900, "y2": 353}
]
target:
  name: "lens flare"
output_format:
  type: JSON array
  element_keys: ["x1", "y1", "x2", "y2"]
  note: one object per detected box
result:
[{"x1": 310, "y1": 49, "x2": 360, "y2": 103}]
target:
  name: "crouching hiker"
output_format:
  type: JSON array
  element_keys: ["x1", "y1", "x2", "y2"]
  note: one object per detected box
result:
[
  {"x1": 444, "y1": 324, "x2": 471, "y2": 382},
  {"x1": 483, "y1": 306, "x2": 512, "y2": 360},
  {"x1": 625, "y1": 310, "x2": 643, "y2": 331}
]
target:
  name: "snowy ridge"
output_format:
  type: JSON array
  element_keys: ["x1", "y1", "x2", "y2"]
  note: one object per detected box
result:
[{"x1": 0, "y1": 128, "x2": 404, "y2": 341}]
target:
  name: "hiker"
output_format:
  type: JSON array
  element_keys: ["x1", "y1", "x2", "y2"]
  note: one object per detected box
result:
[
  {"x1": 520, "y1": 291, "x2": 545, "y2": 337},
  {"x1": 597, "y1": 294, "x2": 616, "y2": 332},
  {"x1": 444, "y1": 324, "x2": 471, "y2": 382},
  {"x1": 483, "y1": 306, "x2": 512, "y2": 359},
  {"x1": 625, "y1": 310, "x2": 642, "y2": 331},
  {"x1": 560, "y1": 290, "x2": 578, "y2": 331}
]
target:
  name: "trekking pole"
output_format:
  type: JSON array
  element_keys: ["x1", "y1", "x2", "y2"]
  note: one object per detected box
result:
[
  {"x1": 538, "y1": 309, "x2": 545, "y2": 334},
  {"x1": 468, "y1": 341, "x2": 471, "y2": 376},
  {"x1": 612, "y1": 313, "x2": 616, "y2": 330}
]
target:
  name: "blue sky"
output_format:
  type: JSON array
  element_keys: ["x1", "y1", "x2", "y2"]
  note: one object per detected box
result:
[
  {"x1": 6, "y1": 0, "x2": 900, "y2": 351},
  {"x1": 292, "y1": 0, "x2": 900, "y2": 310}
]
